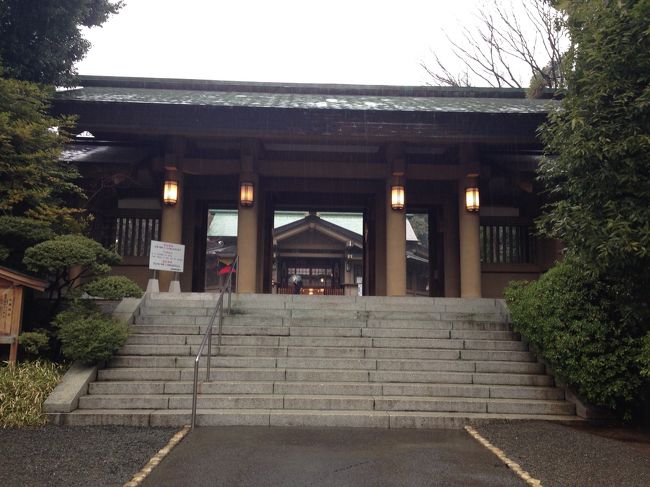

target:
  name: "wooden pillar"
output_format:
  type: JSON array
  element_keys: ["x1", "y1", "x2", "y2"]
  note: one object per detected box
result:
[
  {"x1": 159, "y1": 170, "x2": 184, "y2": 292},
  {"x1": 458, "y1": 145, "x2": 482, "y2": 298},
  {"x1": 385, "y1": 145, "x2": 407, "y2": 296},
  {"x1": 385, "y1": 180, "x2": 407, "y2": 296},
  {"x1": 1, "y1": 271, "x2": 46, "y2": 365},
  {"x1": 237, "y1": 140, "x2": 260, "y2": 294},
  {"x1": 8, "y1": 287, "x2": 23, "y2": 364},
  {"x1": 237, "y1": 177, "x2": 259, "y2": 293},
  {"x1": 159, "y1": 138, "x2": 186, "y2": 292},
  {"x1": 159, "y1": 142, "x2": 185, "y2": 293}
]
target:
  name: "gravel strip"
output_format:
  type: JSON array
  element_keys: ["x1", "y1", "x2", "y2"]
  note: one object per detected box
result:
[
  {"x1": 474, "y1": 421, "x2": 650, "y2": 487},
  {"x1": 0, "y1": 425, "x2": 177, "y2": 487}
]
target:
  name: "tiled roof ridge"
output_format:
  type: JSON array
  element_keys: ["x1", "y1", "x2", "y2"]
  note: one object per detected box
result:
[{"x1": 76, "y1": 75, "x2": 557, "y2": 100}]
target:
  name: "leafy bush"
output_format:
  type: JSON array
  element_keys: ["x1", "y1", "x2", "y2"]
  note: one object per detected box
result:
[
  {"x1": 640, "y1": 334, "x2": 650, "y2": 380},
  {"x1": 84, "y1": 275, "x2": 143, "y2": 300},
  {"x1": 505, "y1": 258, "x2": 648, "y2": 416},
  {"x1": 19, "y1": 329, "x2": 50, "y2": 356},
  {"x1": 0, "y1": 360, "x2": 65, "y2": 427},
  {"x1": 53, "y1": 304, "x2": 128, "y2": 365}
]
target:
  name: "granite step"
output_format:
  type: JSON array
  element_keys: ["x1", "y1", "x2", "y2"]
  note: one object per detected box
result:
[
  {"x1": 145, "y1": 293, "x2": 499, "y2": 307},
  {"x1": 99, "y1": 364, "x2": 554, "y2": 385},
  {"x1": 55, "y1": 295, "x2": 579, "y2": 429},
  {"x1": 110, "y1": 353, "x2": 542, "y2": 373},
  {"x1": 132, "y1": 316, "x2": 512, "y2": 332},
  {"x1": 87, "y1": 381, "x2": 565, "y2": 400},
  {"x1": 129, "y1": 324, "x2": 202, "y2": 335},
  {"x1": 98, "y1": 367, "x2": 286, "y2": 382},
  {"x1": 53, "y1": 408, "x2": 584, "y2": 428},
  {"x1": 123, "y1": 335, "x2": 528, "y2": 353},
  {"x1": 77, "y1": 393, "x2": 575, "y2": 416}
]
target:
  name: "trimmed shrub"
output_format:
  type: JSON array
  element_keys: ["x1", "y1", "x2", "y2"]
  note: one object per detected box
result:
[
  {"x1": 84, "y1": 275, "x2": 143, "y2": 300},
  {"x1": 23, "y1": 234, "x2": 120, "y2": 277},
  {"x1": 19, "y1": 329, "x2": 50, "y2": 356},
  {"x1": 53, "y1": 306, "x2": 128, "y2": 365},
  {"x1": 23, "y1": 234, "x2": 121, "y2": 310},
  {"x1": 0, "y1": 360, "x2": 65, "y2": 427},
  {"x1": 505, "y1": 258, "x2": 648, "y2": 416}
]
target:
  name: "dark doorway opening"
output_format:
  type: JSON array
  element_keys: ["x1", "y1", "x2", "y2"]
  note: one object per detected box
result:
[
  {"x1": 406, "y1": 208, "x2": 445, "y2": 297},
  {"x1": 192, "y1": 203, "x2": 238, "y2": 293}
]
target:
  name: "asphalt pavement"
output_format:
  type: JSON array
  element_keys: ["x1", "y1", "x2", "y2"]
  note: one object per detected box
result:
[
  {"x1": 3, "y1": 422, "x2": 647, "y2": 486},
  {"x1": 141, "y1": 426, "x2": 523, "y2": 487}
]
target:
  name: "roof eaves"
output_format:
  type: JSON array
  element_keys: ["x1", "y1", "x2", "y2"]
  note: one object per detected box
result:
[
  {"x1": 0, "y1": 266, "x2": 49, "y2": 291},
  {"x1": 75, "y1": 75, "x2": 552, "y2": 100}
]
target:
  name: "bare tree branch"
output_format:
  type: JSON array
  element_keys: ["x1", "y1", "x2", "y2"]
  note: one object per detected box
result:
[
  {"x1": 421, "y1": 0, "x2": 568, "y2": 93},
  {"x1": 420, "y1": 53, "x2": 469, "y2": 87}
]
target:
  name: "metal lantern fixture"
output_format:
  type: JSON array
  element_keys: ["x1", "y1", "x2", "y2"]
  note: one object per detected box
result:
[
  {"x1": 391, "y1": 185, "x2": 405, "y2": 211},
  {"x1": 163, "y1": 178, "x2": 178, "y2": 206},
  {"x1": 240, "y1": 181, "x2": 254, "y2": 207},
  {"x1": 465, "y1": 186, "x2": 480, "y2": 213}
]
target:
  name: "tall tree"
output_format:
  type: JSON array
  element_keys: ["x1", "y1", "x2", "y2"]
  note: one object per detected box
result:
[
  {"x1": 0, "y1": 0, "x2": 123, "y2": 86},
  {"x1": 536, "y1": 0, "x2": 650, "y2": 413},
  {"x1": 422, "y1": 0, "x2": 568, "y2": 93},
  {"x1": 538, "y1": 0, "x2": 650, "y2": 274},
  {"x1": 0, "y1": 1, "x2": 122, "y2": 262},
  {"x1": 0, "y1": 72, "x2": 87, "y2": 270},
  {"x1": 0, "y1": 76, "x2": 84, "y2": 227}
]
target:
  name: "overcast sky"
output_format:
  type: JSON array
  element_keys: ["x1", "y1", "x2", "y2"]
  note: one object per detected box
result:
[{"x1": 77, "y1": 0, "x2": 539, "y2": 86}]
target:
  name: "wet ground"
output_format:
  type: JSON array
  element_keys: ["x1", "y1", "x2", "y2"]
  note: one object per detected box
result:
[
  {"x1": 141, "y1": 426, "x2": 522, "y2": 487},
  {"x1": 2, "y1": 422, "x2": 649, "y2": 486}
]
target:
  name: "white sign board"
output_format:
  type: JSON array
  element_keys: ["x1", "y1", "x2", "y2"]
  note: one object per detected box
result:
[{"x1": 149, "y1": 240, "x2": 185, "y2": 273}]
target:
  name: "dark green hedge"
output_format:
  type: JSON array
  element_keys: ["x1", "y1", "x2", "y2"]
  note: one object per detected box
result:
[{"x1": 505, "y1": 258, "x2": 649, "y2": 417}]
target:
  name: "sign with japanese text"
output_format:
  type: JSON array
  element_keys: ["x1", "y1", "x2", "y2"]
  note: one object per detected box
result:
[{"x1": 149, "y1": 240, "x2": 185, "y2": 272}]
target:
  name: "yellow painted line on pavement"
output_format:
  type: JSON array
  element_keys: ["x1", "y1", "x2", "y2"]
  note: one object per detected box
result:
[
  {"x1": 465, "y1": 425, "x2": 542, "y2": 487},
  {"x1": 123, "y1": 425, "x2": 190, "y2": 487}
]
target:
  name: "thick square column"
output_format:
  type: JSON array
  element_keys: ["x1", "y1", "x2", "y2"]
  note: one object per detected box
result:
[
  {"x1": 236, "y1": 177, "x2": 259, "y2": 294},
  {"x1": 458, "y1": 145, "x2": 482, "y2": 298},
  {"x1": 236, "y1": 140, "x2": 260, "y2": 294},
  {"x1": 159, "y1": 170, "x2": 183, "y2": 292},
  {"x1": 385, "y1": 181, "x2": 406, "y2": 296}
]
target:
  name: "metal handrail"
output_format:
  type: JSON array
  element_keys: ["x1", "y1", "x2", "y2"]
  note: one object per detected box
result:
[{"x1": 191, "y1": 255, "x2": 238, "y2": 429}]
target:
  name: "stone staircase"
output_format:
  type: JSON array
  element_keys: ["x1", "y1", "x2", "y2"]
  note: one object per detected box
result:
[{"x1": 58, "y1": 293, "x2": 580, "y2": 428}]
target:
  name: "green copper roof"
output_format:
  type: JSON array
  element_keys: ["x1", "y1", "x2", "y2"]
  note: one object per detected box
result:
[
  {"x1": 207, "y1": 210, "x2": 238, "y2": 237},
  {"x1": 56, "y1": 76, "x2": 558, "y2": 114},
  {"x1": 208, "y1": 210, "x2": 418, "y2": 241},
  {"x1": 274, "y1": 212, "x2": 365, "y2": 235}
]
